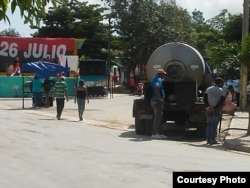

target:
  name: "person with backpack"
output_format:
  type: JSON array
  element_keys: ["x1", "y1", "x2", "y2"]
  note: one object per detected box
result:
[{"x1": 74, "y1": 80, "x2": 89, "y2": 121}]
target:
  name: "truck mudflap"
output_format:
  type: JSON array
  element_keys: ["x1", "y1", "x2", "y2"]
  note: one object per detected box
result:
[
  {"x1": 137, "y1": 114, "x2": 153, "y2": 119},
  {"x1": 133, "y1": 98, "x2": 153, "y2": 119},
  {"x1": 133, "y1": 98, "x2": 153, "y2": 135},
  {"x1": 187, "y1": 105, "x2": 207, "y2": 122}
]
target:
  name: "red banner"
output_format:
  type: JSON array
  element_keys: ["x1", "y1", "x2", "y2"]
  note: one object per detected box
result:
[{"x1": 0, "y1": 36, "x2": 75, "y2": 72}]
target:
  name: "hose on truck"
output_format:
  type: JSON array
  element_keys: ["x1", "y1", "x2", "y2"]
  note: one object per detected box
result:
[{"x1": 218, "y1": 115, "x2": 247, "y2": 133}]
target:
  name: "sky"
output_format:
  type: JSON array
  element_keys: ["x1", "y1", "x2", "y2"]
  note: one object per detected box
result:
[{"x1": 0, "y1": 0, "x2": 244, "y2": 37}]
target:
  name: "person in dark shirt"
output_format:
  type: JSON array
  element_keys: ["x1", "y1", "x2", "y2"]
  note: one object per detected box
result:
[
  {"x1": 74, "y1": 80, "x2": 89, "y2": 121},
  {"x1": 150, "y1": 68, "x2": 167, "y2": 139},
  {"x1": 32, "y1": 75, "x2": 42, "y2": 108},
  {"x1": 43, "y1": 77, "x2": 52, "y2": 107}
]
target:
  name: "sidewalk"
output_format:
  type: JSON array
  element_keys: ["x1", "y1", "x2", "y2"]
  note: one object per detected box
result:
[{"x1": 223, "y1": 111, "x2": 250, "y2": 153}]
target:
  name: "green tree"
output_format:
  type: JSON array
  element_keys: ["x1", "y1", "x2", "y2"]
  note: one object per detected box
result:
[
  {"x1": 206, "y1": 41, "x2": 241, "y2": 79},
  {"x1": 0, "y1": 0, "x2": 57, "y2": 26},
  {"x1": 207, "y1": 9, "x2": 228, "y2": 31},
  {"x1": 34, "y1": 0, "x2": 108, "y2": 59},
  {"x1": 0, "y1": 28, "x2": 20, "y2": 36},
  {"x1": 223, "y1": 14, "x2": 242, "y2": 43},
  {"x1": 105, "y1": 0, "x2": 193, "y2": 81},
  {"x1": 205, "y1": 10, "x2": 243, "y2": 77},
  {"x1": 190, "y1": 9, "x2": 220, "y2": 56}
]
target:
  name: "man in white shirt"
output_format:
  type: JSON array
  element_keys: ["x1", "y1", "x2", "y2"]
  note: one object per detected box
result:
[{"x1": 204, "y1": 77, "x2": 226, "y2": 145}]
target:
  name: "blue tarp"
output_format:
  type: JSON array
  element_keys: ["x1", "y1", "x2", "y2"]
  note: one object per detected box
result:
[{"x1": 21, "y1": 61, "x2": 67, "y2": 79}]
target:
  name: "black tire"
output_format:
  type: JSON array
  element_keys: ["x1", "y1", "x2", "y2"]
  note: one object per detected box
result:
[
  {"x1": 144, "y1": 119, "x2": 153, "y2": 136},
  {"x1": 135, "y1": 117, "x2": 145, "y2": 135}
]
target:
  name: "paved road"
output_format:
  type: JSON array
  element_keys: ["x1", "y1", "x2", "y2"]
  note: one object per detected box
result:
[
  {"x1": 0, "y1": 96, "x2": 250, "y2": 188},
  {"x1": 3, "y1": 95, "x2": 135, "y2": 129},
  {"x1": 0, "y1": 95, "x2": 232, "y2": 142}
]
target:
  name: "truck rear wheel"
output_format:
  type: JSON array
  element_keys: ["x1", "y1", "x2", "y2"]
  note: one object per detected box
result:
[
  {"x1": 135, "y1": 117, "x2": 145, "y2": 135},
  {"x1": 144, "y1": 119, "x2": 153, "y2": 136}
]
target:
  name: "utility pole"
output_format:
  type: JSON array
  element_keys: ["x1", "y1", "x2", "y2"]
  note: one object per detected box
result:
[
  {"x1": 240, "y1": 0, "x2": 249, "y2": 110},
  {"x1": 242, "y1": 0, "x2": 250, "y2": 135},
  {"x1": 108, "y1": 14, "x2": 114, "y2": 98}
]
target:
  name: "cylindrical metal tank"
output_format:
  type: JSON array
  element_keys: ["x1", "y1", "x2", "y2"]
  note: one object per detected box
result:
[{"x1": 146, "y1": 42, "x2": 206, "y2": 87}]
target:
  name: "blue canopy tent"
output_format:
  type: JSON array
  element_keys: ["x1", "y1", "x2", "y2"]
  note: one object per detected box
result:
[
  {"x1": 21, "y1": 61, "x2": 68, "y2": 108},
  {"x1": 21, "y1": 61, "x2": 68, "y2": 79}
]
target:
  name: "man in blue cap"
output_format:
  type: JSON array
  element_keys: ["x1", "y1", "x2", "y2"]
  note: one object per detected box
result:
[{"x1": 150, "y1": 68, "x2": 168, "y2": 139}]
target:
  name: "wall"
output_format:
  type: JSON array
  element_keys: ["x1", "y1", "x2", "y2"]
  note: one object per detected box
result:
[{"x1": 0, "y1": 76, "x2": 77, "y2": 98}]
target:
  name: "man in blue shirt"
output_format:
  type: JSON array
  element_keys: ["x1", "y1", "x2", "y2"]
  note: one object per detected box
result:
[{"x1": 150, "y1": 68, "x2": 167, "y2": 139}]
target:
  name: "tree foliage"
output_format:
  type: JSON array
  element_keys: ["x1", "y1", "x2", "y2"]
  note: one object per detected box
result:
[
  {"x1": 35, "y1": 0, "x2": 106, "y2": 38},
  {"x1": 204, "y1": 11, "x2": 243, "y2": 78},
  {"x1": 104, "y1": 0, "x2": 244, "y2": 81},
  {"x1": 206, "y1": 40, "x2": 241, "y2": 78},
  {"x1": 105, "y1": 0, "x2": 194, "y2": 77},
  {"x1": 35, "y1": 0, "x2": 108, "y2": 59},
  {"x1": 0, "y1": 28, "x2": 20, "y2": 36},
  {"x1": 0, "y1": 0, "x2": 57, "y2": 27},
  {"x1": 223, "y1": 14, "x2": 242, "y2": 43},
  {"x1": 190, "y1": 9, "x2": 219, "y2": 55}
]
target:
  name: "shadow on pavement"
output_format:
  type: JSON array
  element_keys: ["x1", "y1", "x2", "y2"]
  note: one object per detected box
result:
[{"x1": 119, "y1": 131, "x2": 153, "y2": 142}]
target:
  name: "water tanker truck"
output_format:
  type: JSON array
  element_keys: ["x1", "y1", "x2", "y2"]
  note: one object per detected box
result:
[{"x1": 132, "y1": 42, "x2": 213, "y2": 136}]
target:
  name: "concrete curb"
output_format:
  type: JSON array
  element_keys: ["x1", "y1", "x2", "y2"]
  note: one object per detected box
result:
[{"x1": 223, "y1": 112, "x2": 250, "y2": 153}]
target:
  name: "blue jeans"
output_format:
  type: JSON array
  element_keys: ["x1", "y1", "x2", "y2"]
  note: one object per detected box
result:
[
  {"x1": 150, "y1": 101, "x2": 164, "y2": 135},
  {"x1": 77, "y1": 98, "x2": 86, "y2": 119},
  {"x1": 206, "y1": 108, "x2": 222, "y2": 142}
]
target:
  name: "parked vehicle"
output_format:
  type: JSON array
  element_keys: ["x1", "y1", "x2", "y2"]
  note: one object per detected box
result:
[
  {"x1": 132, "y1": 42, "x2": 213, "y2": 137},
  {"x1": 78, "y1": 59, "x2": 109, "y2": 87}
]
